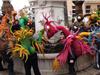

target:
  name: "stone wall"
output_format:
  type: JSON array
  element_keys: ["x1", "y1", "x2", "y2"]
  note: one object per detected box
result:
[{"x1": 13, "y1": 53, "x2": 93, "y2": 75}]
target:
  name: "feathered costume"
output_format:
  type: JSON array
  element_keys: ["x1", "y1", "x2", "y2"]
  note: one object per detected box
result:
[
  {"x1": 43, "y1": 14, "x2": 70, "y2": 39},
  {"x1": 85, "y1": 29, "x2": 100, "y2": 69},
  {"x1": 12, "y1": 11, "x2": 41, "y2": 75},
  {"x1": 0, "y1": 15, "x2": 13, "y2": 51},
  {"x1": 10, "y1": 10, "x2": 34, "y2": 62},
  {"x1": 42, "y1": 14, "x2": 94, "y2": 71},
  {"x1": 0, "y1": 15, "x2": 12, "y2": 39},
  {"x1": 12, "y1": 28, "x2": 35, "y2": 62},
  {"x1": 12, "y1": 18, "x2": 45, "y2": 62},
  {"x1": 0, "y1": 14, "x2": 15, "y2": 75},
  {"x1": 53, "y1": 33, "x2": 94, "y2": 70},
  {"x1": 19, "y1": 10, "x2": 28, "y2": 29}
]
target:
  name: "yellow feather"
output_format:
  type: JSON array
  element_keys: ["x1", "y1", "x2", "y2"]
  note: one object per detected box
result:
[
  {"x1": 78, "y1": 32, "x2": 90, "y2": 37},
  {"x1": 52, "y1": 58, "x2": 61, "y2": 71},
  {"x1": 39, "y1": 44, "x2": 44, "y2": 54},
  {"x1": 24, "y1": 52, "x2": 29, "y2": 62},
  {"x1": 35, "y1": 42, "x2": 41, "y2": 53}
]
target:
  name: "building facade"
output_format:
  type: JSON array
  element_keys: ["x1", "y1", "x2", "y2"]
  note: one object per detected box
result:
[
  {"x1": 28, "y1": 0, "x2": 100, "y2": 28},
  {"x1": 67, "y1": 0, "x2": 100, "y2": 18},
  {"x1": 83, "y1": 0, "x2": 100, "y2": 14},
  {"x1": 28, "y1": 0, "x2": 67, "y2": 32}
]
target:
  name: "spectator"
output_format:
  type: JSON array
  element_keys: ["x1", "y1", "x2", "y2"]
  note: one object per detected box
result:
[{"x1": 11, "y1": 20, "x2": 20, "y2": 32}]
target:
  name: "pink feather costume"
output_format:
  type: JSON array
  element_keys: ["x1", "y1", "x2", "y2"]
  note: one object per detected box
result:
[
  {"x1": 57, "y1": 34, "x2": 94, "y2": 65},
  {"x1": 43, "y1": 15, "x2": 94, "y2": 66}
]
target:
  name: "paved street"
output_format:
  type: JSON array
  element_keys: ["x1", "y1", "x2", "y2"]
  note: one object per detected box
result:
[
  {"x1": 0, "y1": 55, "x2": 100, "y2": 75},
  {"x1": 77, "y1": 66, "x2": 100, "y2": 75},
  {"x1": 0, "y1": 67, "x2": 99, "y2": 75},
  {"x1": 0, "y1": 64, "x2": 100, "y2": 75}
]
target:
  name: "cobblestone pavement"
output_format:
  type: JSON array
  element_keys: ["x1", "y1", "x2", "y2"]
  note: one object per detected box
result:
[
  {"x1": 0, "y1": 71, "x2": 24, "y2": 75},
  {"x1": 77, "y1": 66, "x2": 100, "y2": 75},
  {"x1": 0, "y1": 55, "x2": 100, "y2": 75},
  {"x1": 0, "y1": 66, "x2": 100, "y2": 75}
]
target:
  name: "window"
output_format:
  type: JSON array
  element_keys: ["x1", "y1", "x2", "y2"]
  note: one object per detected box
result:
[
  {"x1": 97, "y1": 5, "x2": 100, "y2": 10},
  {"x1": 72, "y1": 6, "x2": 75, "y2": 9},
  {"x1": 86, "y1": 10, "x2": 90, "y2": 13},
  {"x1": 30, "y1": 2, "x2": 36, "y2": 6},
  {"x1": 29, "y1": 2, "x2": 32, "y2": 6},
  {"x1": 32, "y1": 8, "x2": 35, "y2": 13},
  {"x1": 72, "y1": 10, "x2": 76, "y2": 13},
  {"x1": 85, "y1": 5, "x2": 91, "y2": 14},
  {"x1": 72, "y1": 6, "x2": 76, "y2": 17},
  {"x1": 86, "y1": 5, "x2": 90, "y2": 9},
  {"x1": 38, "y1": 1, "x2": 47, "y2": 6},
  {"x1": 72, "y1": 14, "x2": 76, "y2": 17}
]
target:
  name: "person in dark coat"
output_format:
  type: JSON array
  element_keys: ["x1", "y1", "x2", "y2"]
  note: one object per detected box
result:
[{"x1": 11, "y1": 20, "x2": 20, "y2": 32}]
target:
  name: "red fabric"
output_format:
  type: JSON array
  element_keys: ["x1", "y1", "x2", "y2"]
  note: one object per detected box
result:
[
  {"x1": 44, "y1": 20, "x2": 70, "y2": 39},
  {"x1": 44, "y1": 21, "x2": 58, "y2": 39},
  {"x1": 72, "y1": 39, "x2": 92, "y2": 57},
  {"x1": 56, "y1": 26, "x2": 70, "y2": 37},
  {"x1": 57, "y1": 35, "x2": 93, "y2": 65},
  {"x1": 43, "y1": 18, "x2": 93, "y2": 65},
  {"x1": 57, "y1": 46, "x2": 69, "y2": 65}
]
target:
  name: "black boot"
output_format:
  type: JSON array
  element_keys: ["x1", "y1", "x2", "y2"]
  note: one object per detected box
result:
[
  {"x1": 68, "y1": 58, "x2": 77, "y2": 75},
  {"x1": 3, "y1": 53, "x2": 15, "y2": 75},
  {"x1": 8, "y1": 60, "x2": 15, "y2": 75},
  {"x1": 0, "y1": 57, "x2": 7, "y2": 71},
  {"x1": 68, "y1": 62, "x2": 76, "y2": 75}
]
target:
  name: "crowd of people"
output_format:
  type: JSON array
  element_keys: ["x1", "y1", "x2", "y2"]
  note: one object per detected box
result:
[
  {"x1": 0, "y1": 8, "x2": 100, "y2": 75},
  {"x1": 66, "y1": 11, "x2": 100, "y2": 75},
  {"x1": 0, "y1": 10, "x2": 41, "y2": 75}
]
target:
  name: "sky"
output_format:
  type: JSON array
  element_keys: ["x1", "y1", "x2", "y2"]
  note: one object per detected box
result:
[{"x1": 0, "y1": 0, "x2": 30, "y2": 11}]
